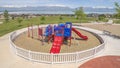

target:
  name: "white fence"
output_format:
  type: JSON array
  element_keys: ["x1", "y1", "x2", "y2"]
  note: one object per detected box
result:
[{"x1": 9, "y1": 26, "x2": 105, "y2": 64}]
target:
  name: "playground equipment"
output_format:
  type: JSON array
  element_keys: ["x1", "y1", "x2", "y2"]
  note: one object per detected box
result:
[
  {"x1": 28, "y1": 24, "x2": 34, "y2": 38},
  {"x1": 44, "y1": 22, "x2": 88, "y2": 54},
  {"x1": 28, "y1": 22, "x2": 88, "y2": 54},
  {"x1": 28, "y1": 24, "x2": 44, "y2": 44}
]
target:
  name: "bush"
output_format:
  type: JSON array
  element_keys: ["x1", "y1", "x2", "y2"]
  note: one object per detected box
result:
[
  {"x1": 17, "y1": 18, "x2": 23, "y2": 26},
  {"x1": 98, "y1": 14, "x2": 106, "y2": 21},
  {"x1": 41, "y1": 16, "x2": 45, "y2": 21},
  {"x1": 114, "y1": 14, "x2": 120, "y2": 19},
  {"x1": 59, "y1": 16, "x2": 63, "y2": 20}
]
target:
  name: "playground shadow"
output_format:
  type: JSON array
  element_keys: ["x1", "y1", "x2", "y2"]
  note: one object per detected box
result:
[{"x1": 71, "y1": 37, "x2": 86, "y2": 40}]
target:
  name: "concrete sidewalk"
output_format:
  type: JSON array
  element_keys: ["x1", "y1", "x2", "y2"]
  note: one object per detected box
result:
[{"x1": 0, "y1": 27, "x2": 120, "y2": 68}]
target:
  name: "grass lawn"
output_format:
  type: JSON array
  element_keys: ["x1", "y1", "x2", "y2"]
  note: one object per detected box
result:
[
  {"x1": 113, "y1": 19, "x2": 120, "y2": 24},
  {"x1": 0, "y1": 16, "x2": 93, "y2": 37},
  {"x1": 0, "y1": 16, "x2": 106, "y2": 37}
]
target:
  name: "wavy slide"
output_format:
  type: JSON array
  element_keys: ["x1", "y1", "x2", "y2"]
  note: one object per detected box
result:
[{"x1": 72, "y1": 27, "x2": 88, "y2": 40}]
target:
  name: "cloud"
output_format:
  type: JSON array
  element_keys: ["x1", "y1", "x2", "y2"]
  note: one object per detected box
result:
[
  {"x1": 1, "y1": 4, "x2": 67, "y2": 8},
  {"x1": 46, "y1": 4, "x2": 67, "y2": 7},
  {"x1": 1, "y1": 5, "x2": 27, "y2": 8},
  {"x1": 0, "y1": 0, "x2": 120, "y2": 8}
]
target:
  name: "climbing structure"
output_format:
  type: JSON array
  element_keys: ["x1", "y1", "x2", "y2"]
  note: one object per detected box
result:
[{"x1": 44, "y1": 22, "x2": 88, "y2": 54}]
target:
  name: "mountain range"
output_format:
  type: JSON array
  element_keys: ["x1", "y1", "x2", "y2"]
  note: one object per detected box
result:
[{"x1": 0, "y1": 6, "x2": 116, "y2": 14}]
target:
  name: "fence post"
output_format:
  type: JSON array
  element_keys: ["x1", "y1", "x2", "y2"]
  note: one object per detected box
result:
[
  {"x1": 12, "y1": 32, "x2": 18, "y2": 55},
  {"x1": 14, "y1": 44, "x2": 18, "y2": 55},
  {"x1": 51, "y1": 54, "x2": 53, "y2": 64},
  {"x1": 29, "y1": 50, "x2": 31, "y2": 61},
  {"x1": 76, "y1": 52, "x2": 78, "y2": 63},
  {"x1": 94, "y1": 47, "x2": 96, "y2": 55}
]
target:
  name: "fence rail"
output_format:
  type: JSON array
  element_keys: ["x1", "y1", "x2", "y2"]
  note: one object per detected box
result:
[{"x1": 9, "y1": 26, "x2": 105, "y2": 64}]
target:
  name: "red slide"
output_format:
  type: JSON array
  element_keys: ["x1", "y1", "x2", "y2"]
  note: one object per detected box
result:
[
  {"x1": 72, "y1": 27, "x2": 88, "y2": 40},
  {"x1": 50, "y1": 36, "x2": 63, "y2": 54}
]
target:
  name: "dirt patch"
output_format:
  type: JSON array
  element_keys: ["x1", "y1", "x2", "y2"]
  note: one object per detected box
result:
[
  {"x1": 13, "y1": 28, "x2": 101, "y2": 53},
  {"x1": 82, "y1": 24, "x2": 120, "y2": 36}
]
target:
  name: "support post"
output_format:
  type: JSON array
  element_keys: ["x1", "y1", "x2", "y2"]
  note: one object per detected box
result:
[
  {"x1": 38, "y1": 25, "x2": 40, "y2": 40},
  {"x1": 28, "y1": 24, "x2": 30, "y2": 37},
  {"x1": 41, "y1": 28, "x2": 44, "y2": 45},
  {"x1": 31, "y1": 24, "x2": 33, "y2": 38}
]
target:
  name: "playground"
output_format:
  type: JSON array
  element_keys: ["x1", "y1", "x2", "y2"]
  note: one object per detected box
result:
[
  {"x1": 7, "y1": 22, "x2": 105, "y2": 64},
  {"x1": 13, "y1": 22, "x2": 101, "y2": 53},
  {"x1": 0, "y1": 23, "x2": 120, "y2": 68}
]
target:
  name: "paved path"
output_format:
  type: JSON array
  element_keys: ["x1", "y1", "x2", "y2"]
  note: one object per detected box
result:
[
  {"x1": 0, "y1": 26, "x2": 120, "y2": 68},
  {"x1": 0, "y1": 22, "x2": 3, "y2": 24}
]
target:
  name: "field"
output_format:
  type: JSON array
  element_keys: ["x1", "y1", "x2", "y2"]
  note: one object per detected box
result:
[
  {"x1": 13, "y1": 28, "x2": 101, "y2": 53},
  {"x1": 0, "y1": 16, "x2": 120, "y2": 37},
  {"x1": 0, "y1": 16, "x2": 96, "y2": 37}
]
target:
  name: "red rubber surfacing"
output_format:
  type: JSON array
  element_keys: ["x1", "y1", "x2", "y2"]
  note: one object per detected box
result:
[{"x1": 79, "y1": 56, "x2": 120, "y2": 68}]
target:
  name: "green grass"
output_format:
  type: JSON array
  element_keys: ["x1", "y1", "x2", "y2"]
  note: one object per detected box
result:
[
  {"x1": 0, "y1": 16, "x2": 97, "y2": 37},
  {"x1": 113, "y1": 19, "x2": 120, "y2": 24}
]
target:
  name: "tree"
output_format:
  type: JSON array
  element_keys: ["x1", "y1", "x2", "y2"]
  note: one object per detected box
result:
[
  {"x1": 11, "y1": 16, "x2": 15, "y2": 20},
  {"x1": 75, "y1": 7, "x2": 86, "y2": 19},
  {"x1": 17, "y1": 18, "x2": 23, "y2": 26},
  {"x1": 59, "y1": 15, "x2": 63, "y2": 23},
  {"x1": 98, "y1": 14, "x2": 106, "y2": 21},
  {"x1": 59, "y1": 16, "x2": 63, "y2": 20},
  {"x1": 3, "y1": 10, "x2": 9, "y2": 23},
  {"x1": 114, "y1": 2, "x2": 120, "y2": 19},
  {"x1": 41, "y1": 16, "x2": 45, "y2": 21},
  {"x1": 40, "y1": 16, "x2": 45, "y2": 24}
]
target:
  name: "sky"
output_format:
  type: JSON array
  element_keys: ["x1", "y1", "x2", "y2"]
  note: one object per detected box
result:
[{"x1": 0, "y1": 0, "x2": 120, "y2": 8}]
